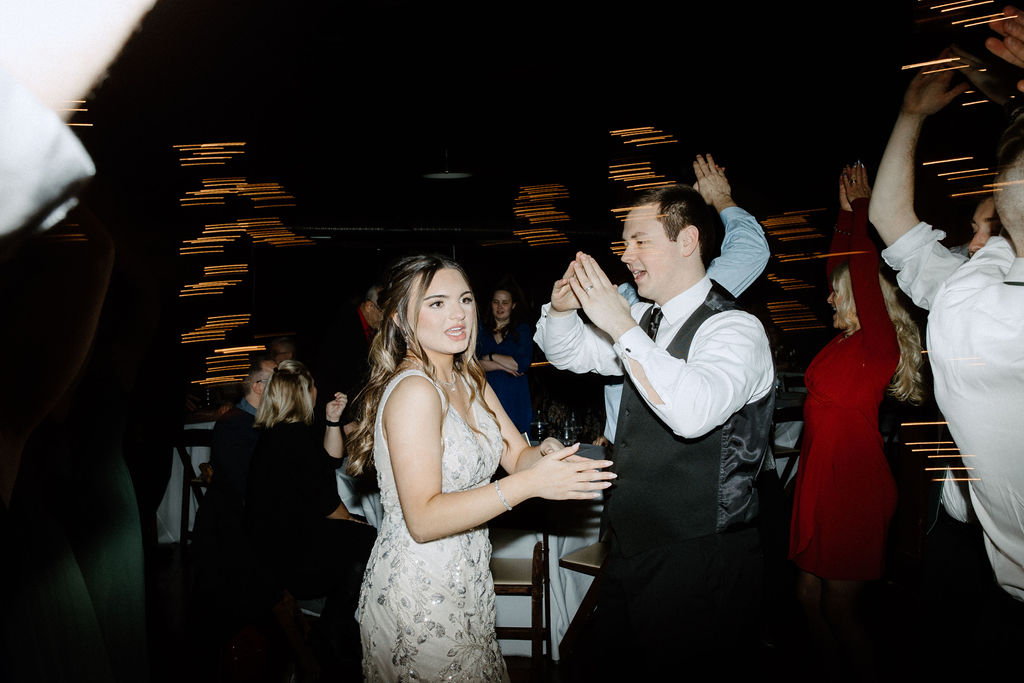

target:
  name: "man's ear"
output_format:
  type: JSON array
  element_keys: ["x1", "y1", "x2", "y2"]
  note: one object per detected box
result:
[
  {"x1": 252, "y1": 380, "x2": 266, "y2": 397},
  {"x1": 677, "y1": 225, "x2": 700, "y2": 258}
]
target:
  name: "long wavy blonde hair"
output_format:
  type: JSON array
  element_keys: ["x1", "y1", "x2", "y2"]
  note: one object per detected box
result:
[
  {"x1": 831, "y1": 262, "x2": 926, "y2": 404},
  {"x1": 346, "y1": 254, "x2": 498, "y2": 476}
]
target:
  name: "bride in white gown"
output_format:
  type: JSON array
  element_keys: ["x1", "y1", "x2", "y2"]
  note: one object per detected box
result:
[{"x1": 346, "y1": 255, "x2": 614, "y2": 682}]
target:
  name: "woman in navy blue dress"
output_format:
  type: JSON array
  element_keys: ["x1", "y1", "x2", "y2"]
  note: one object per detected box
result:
[{"x1": 477, "y1": 280, "x2": 534, "y2": 434}]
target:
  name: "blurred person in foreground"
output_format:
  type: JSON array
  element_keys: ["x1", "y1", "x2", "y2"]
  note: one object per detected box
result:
[{"x1": 0, "y1": 3, "x2": 168, "y2": 682}]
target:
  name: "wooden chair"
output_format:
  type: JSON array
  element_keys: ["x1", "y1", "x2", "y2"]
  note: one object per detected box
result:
[
  {"x1": 490, "y1": 534, "x2": 551, "y2": 680},
  {"x1": 557, "y1": 540, "x2": 607, "y2": 660},
  {"x1": 174, "y1": 428, "x2": 213, "y2": 544}
]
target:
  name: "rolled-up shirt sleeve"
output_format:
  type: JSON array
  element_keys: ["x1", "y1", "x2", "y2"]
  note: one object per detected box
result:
[
  {"x1": 708, "y1": 206, "x2": 770, "y2": 297},
  {"x1": 534, "y1": 303, "x2": 625, "y2": 376},
  {"x1": 881, "y1": 221, "x2": 966, "y2": 310},
  {"x1": 614, "y1": 310, "x2": 774, "y2": 438}
]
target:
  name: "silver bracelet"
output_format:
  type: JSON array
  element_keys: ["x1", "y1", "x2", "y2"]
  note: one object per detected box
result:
[{"x1": 494, "y1": 481, "x2": 513, "y2": 511}]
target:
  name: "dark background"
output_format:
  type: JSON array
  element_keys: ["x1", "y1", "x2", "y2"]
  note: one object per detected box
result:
[{"x1": 68, "y1": 0, "x2": 1012, "y2": 389}]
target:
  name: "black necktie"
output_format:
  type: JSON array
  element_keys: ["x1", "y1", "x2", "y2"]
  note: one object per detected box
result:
[{"x1": 646, "y1": 306, "x2": 663, "y2": 341}]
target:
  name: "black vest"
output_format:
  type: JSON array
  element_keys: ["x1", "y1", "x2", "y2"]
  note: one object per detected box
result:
[{"x1": 605, "y1": 282, "x2": 775, "y2": 557}]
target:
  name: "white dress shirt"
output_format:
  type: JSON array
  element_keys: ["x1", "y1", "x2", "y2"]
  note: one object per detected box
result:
[
  {"x1": 600, "y1": 206, "x2": 770, "y2": 442},
  {"x1": 884, "y1": 225, "x2": 1024, "y2": 601},
  {"x1": 0, "y1": 67, "x2": 95, "y2": 237},
  {"x1": 535, "y1": 276, "x2": 774, "y2": 440}
]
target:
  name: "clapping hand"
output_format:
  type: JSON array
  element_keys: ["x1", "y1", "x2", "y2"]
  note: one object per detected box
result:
[
  {"x1": 693, "y1": 154, "x2": 737, "y2": 212},
  {"x1": 839, "y1": 162, "x2": 871, "y2": 211},
  {"x1": 326, "y1": 392, "x2": 348, "y2": 422},
  {"x1": 550, "y1": 262, "x2": 583, "y2": 314},
  {"x1": 528, "y1": 442, "x2": 616, "y2": 501},
  {"x1": 566, "y1": 252, "x2": 636, "y2": 342}
]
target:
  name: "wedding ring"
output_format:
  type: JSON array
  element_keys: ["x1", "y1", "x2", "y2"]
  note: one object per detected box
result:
[{"x1": 584, "y1": 285, "x2": 594, "y2": 292}]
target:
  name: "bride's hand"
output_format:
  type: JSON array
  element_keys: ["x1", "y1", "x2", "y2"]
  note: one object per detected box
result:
[{"x1": 526, "y1": 443, "x2": 615, "y2": 500}]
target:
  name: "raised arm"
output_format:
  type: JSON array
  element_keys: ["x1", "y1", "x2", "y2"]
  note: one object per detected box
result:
[
  {"x1": 842, "y1": 170, "x2": 896, "y2": 352},
  {"x1": 827, "y1": 164, "x2": 862, "y2": 277},
  {"x1": 869, "y1": 62, "x2": 969, "y2": 245},
  {"x1": 694, "y1": 154, "x2": 770, "y2": 296},
  {"x1": 384, "y1": 376, "x2": 613, "y2": 543}
]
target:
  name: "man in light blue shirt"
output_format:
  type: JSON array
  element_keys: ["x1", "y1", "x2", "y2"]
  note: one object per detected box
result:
[{"x1": 599, "y1": 154, "x2": 770, "y2": 444}]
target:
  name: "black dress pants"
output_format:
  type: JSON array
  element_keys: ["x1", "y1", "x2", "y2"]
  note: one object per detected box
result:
[{"x1": 586, "y1": 527, "x2": 763, "y2": 680}]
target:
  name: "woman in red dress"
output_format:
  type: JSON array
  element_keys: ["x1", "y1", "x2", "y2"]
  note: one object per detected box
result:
[{"x1": 789, "y1": 163, "x2": 924, "y2": 676}]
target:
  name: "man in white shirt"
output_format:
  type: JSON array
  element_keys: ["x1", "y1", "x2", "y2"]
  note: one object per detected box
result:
[
  {"x1": 868, "y1": 58, "x2": 1024, "y2": 605},
  {"x1": 534, "y1": 180, "x2": 774, "y2": 673},
  {"x1": 597, "y1": 154, "x2": 770, "y2": 445}
]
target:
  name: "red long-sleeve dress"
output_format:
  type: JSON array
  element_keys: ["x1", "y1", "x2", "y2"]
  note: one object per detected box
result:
[{"x1": 788, "y1": 198, "x2": 900, "y2": 580}]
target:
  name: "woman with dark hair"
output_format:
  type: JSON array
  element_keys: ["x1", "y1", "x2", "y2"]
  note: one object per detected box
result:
[
  {"x1": 246, "y1": 359, "x2": 376, "y2": 676},
  {"x1": 477, "y1": 278, "x2": 534, "y2": 434},
  {"x1": 789, "y1": 164, "x2": 925, "y2": 677},
  {"x1": 347, "y1": 254, "x2": 613, "y2": 681}
]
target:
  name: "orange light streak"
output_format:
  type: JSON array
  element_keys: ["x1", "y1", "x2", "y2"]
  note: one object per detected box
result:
[
  {"x1": 937, "y1": 168, "x2": 989, "y2": 176},
  {"x1": 964, "y1": 14, "x2": 1016, "y2": 26},
  {"x1": 951, "y1": 189, "x2": 1002, "y2": 197},
  {"x1": 940, "y1": 0, "x2": 994, "y2": 11},
  {"x1": 902, "y1": 57, "x2": 960, "y2": 70}
]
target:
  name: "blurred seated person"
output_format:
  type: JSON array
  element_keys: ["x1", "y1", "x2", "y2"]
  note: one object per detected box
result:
[
  {"x1": 267, "y1": 335, "x2": 297, "y2": 364},
  {"x1": 477, "y1": 278, "x2": 534, "y2": 434},
  {"x1": 208, "y1": 354, "x2": 276, "y2": 503},
  {"x1": 190, "y1": 354, "x2": 277, "y2": 640},
  {"x1": 246, "y1": 360, "x2": 376, "y2": 674}
]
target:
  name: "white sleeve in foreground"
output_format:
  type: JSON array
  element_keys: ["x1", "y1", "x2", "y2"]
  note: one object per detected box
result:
[
  {"x1": 881, "y1": 222, "x2": 965, "y2": 310},
  {"x1": 0, "y1": 68, "x2": 95, "y2": 237}
]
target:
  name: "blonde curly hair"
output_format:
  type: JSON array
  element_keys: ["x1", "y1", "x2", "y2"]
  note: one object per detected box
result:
[{"x1": 831, "y1": 262, "x2": 926, "y2": 405}]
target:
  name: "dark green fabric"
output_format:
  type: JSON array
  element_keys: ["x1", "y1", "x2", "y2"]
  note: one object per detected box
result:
[{"x1": 1, "y1": 207, "x2": 148, "y2": 683}]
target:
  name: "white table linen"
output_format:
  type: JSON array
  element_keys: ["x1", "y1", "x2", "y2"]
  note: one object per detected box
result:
[{"x1": 155, "y1": 421, "x2": 214, "y2": 544}]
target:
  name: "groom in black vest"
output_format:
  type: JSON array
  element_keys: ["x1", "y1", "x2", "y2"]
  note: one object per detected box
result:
[{"x1": 535, "y1": 184, "x2": 775, "y2": 675}]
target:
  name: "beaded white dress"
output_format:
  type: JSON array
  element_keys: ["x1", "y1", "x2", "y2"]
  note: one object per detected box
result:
[{"x1": 359, "y1": 369, "x2": 510, "y2": 682}]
